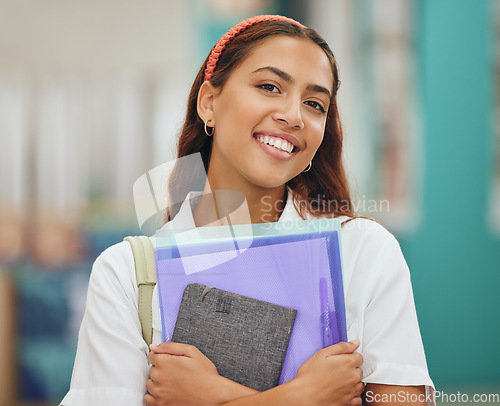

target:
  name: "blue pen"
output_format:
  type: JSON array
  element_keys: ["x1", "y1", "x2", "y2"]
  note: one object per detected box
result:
[{"x1": 320, "y1": 277, "x2": 334, "y2": 348}]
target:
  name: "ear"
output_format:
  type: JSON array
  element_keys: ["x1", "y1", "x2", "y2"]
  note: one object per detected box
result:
[{"x1": 197, "y1": 81, "x2": 219, "y2": 125}]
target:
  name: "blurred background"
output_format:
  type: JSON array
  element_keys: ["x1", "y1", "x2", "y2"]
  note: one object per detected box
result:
[{"x1": 0, "y1": 0, "x2": 498, "y2": 405}]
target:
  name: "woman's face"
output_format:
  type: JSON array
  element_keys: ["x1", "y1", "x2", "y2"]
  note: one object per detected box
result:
[{"x1": 205, "y1": 35, "x2": 333, "y2": 192}]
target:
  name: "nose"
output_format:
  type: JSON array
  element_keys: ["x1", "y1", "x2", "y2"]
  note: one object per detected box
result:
[{"x1": 273, "y1": 100, "x2": 304, "y2": 129}]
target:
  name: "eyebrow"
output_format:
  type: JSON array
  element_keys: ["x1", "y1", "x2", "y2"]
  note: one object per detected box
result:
[{"x1": 251, "y1": 66, "x2": 332, "y2": 100}]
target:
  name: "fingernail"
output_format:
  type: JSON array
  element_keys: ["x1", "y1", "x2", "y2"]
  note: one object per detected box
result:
[
  {"x1": 149, "y1": 344, "x2": 158, "y2": 351},
  {"x1": 350, "y1": 339, "x2": 360, "y2": 345}
]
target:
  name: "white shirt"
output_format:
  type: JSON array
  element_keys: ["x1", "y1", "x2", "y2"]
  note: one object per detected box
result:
[{"x1": 61, "y1": 191, "x2": 434, "y2": 406}]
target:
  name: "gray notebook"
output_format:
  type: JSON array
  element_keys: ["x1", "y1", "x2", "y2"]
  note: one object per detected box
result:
[{"x1": 171, "y1": 283, "x2": 297, "y2": 391}]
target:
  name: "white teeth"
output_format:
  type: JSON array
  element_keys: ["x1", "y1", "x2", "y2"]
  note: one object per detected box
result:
[{"x1": 257, "y1": 135, "x2": 294, "y2": 154}]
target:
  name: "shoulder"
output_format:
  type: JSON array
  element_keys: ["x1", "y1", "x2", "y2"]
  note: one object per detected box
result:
[
  {"x1": 338, "y1": 217, "x2": 410, "y2": 291},
  {"x1": 95, "y1": 240, "x2": 135, "y2": 274},
  {"x1": 98, "y1": 239, "x2": 134, "y2": 261},
  {"x1": 340, "y1": 217, "x2": 400, "y2": 256},
  {"x1": 88, "y1": 240, "x2": 139, "y2": 299}
]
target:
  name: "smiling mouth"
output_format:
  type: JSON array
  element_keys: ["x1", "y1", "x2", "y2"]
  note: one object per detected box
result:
[{"x1": 254, "y1": 135, "x2": 298, "y2": 154}]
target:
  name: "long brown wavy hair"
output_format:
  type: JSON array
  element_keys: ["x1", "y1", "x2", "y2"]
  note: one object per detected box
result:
[{"x1": 167, "y1": 20, "x2": 354, "y2": 221}]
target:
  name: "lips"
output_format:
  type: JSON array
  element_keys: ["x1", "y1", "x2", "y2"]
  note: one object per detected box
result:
[
  {"x1": 253, "y1": 130, "x2": 301, "y2": 153},
  {"x1": 253, "y1": 130, "x2": 302, "y2": 162}
]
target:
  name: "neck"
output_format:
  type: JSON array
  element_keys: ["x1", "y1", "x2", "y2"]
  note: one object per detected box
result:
[
  {"x1": 245, "y1": 186, "x2": 287, "y2": 224},
  {"x1": 193, "y1": 178, "x2": 287, "y2": 227}
]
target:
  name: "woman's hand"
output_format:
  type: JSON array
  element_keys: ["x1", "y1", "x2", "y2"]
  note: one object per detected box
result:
[
  {"x1": 144, "y1": 340, "x2": 363, "y2": 406},
  {"x1": 290, "y1": 340, "x2": 365, "y2": 406},
  {"x1": 144, "y1": 342, "x2": 257, "y2": 406}
]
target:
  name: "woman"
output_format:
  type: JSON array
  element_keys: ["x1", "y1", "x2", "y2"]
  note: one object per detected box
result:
[{"x1": 61, "y1": 15, "x2": 434, "y2": 406}]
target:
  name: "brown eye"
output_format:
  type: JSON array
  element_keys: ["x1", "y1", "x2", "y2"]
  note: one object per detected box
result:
[
  {"x1": 304, "y1": 100, "x2": 326, "y2": 113},
  {"x1": 258, "y1": 84, "x2": 280, "y2": 93}
]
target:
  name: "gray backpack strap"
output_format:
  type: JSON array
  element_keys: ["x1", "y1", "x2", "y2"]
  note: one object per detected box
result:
[{"x1": 124, "y1": 236, "x2": 156, "y2": 348}]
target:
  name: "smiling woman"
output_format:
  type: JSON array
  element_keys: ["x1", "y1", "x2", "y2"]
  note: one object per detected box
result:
[
  {"x1": 198, "y1": 35, "x2": 331, "y2": 199},
  {"x1": 61, "y1": 15, "x2": 434, "y2": 406},
  {"x1": 169, "y1": 16, "x2": 350, "y2": 225}
]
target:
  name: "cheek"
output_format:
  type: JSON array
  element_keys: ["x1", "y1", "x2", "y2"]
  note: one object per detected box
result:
[
  {"x1": 309, "y1": 122, "x2": 326, "y2": 152},
  {"x1": 232, "y1": 94, "x2": 270, "y2": 122},
  {"x1": 219, "y1": 87, "x2": 259, "y2": 112},
  {"x1": 217, "y1": 93, "x2": 262, "y2": 130}
]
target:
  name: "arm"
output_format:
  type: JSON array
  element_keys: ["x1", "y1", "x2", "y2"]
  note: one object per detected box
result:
[
  {"x1": 61, "y1": 243, "x2": 151, "y2": 405},
  {"x1": 342, "y1": 220, "x2": 434, "y2": 391},
  {"x1": 145, "y1": 341, "x2": 364, "y2": 406},
  {"x1": 145, "y1": 342, "x2": 257, "y2": 406},
  {"x1": 340, "y1": 220, "x2": 434, "y2": 406},
  {"x1": 219, "y1": 341, "x2": 365, "y2": 406}
]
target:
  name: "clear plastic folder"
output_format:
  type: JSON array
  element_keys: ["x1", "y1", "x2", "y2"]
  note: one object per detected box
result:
[{"x1": 155, "y1": 219, "x2": 347, "y2": 385}]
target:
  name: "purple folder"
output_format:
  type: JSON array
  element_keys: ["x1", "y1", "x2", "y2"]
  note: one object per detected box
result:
[{"x1": 156, "y1": 232, "x2": 346, "y2": 386}]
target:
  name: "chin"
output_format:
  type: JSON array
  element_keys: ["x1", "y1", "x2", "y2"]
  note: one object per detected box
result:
[
  {"x1": 242, "y1": 165, "x2": 298, "y2": 190},
  {"x1": 251, "y1": 176, "x2": 293, "y2": 190}
]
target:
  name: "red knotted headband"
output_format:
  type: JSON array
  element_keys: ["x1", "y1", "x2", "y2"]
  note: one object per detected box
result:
[{"x1": 203, "y1": 15, "x2": 306, "y2": 82}]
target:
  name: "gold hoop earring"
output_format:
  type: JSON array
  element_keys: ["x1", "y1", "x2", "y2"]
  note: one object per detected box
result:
[
  {"x1": 204, "y1": 120, "x2": 214, "y2": 136},
  {"x1": 303, "y1": 161, "x2": 312, "y2": 173}
]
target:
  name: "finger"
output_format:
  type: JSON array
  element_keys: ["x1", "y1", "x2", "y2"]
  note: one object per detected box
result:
[
  {"x1": 149, "y1": 365, "x2": 161, "y2": 382},
  {"x1": 146, "y1": 378, "x2": 155, "y2": 395},
  {"x1": 348, "y1": 396, "x2": 363, "y2": 406},
  {"x1": 151, "y1": 341, "x2": 198, "y2": 357},
  {"x1": 149, "y1": 351, "x2": 188, "y2": 372},
  {"x1": 351, "y1": 351, "x2": 364, "y2": 367},
  {"x1": 322, "y1": 340, "x2": 360, "y2": 357},
  {"x1": 148, "y1": 351, "x2": 155, "y2": 365},
  {"x1": 356, "y1": 367, "x2": 364, "y2": 381},
  {"x1": 144, "y1": 393, "x2": 156, "y2": 406},
  {"x1": 148, "y1": 351, "x2": 166, "y2": 366},
  {"x1": 354, "y1": 382, "x2": 365, "y2": 396}
]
